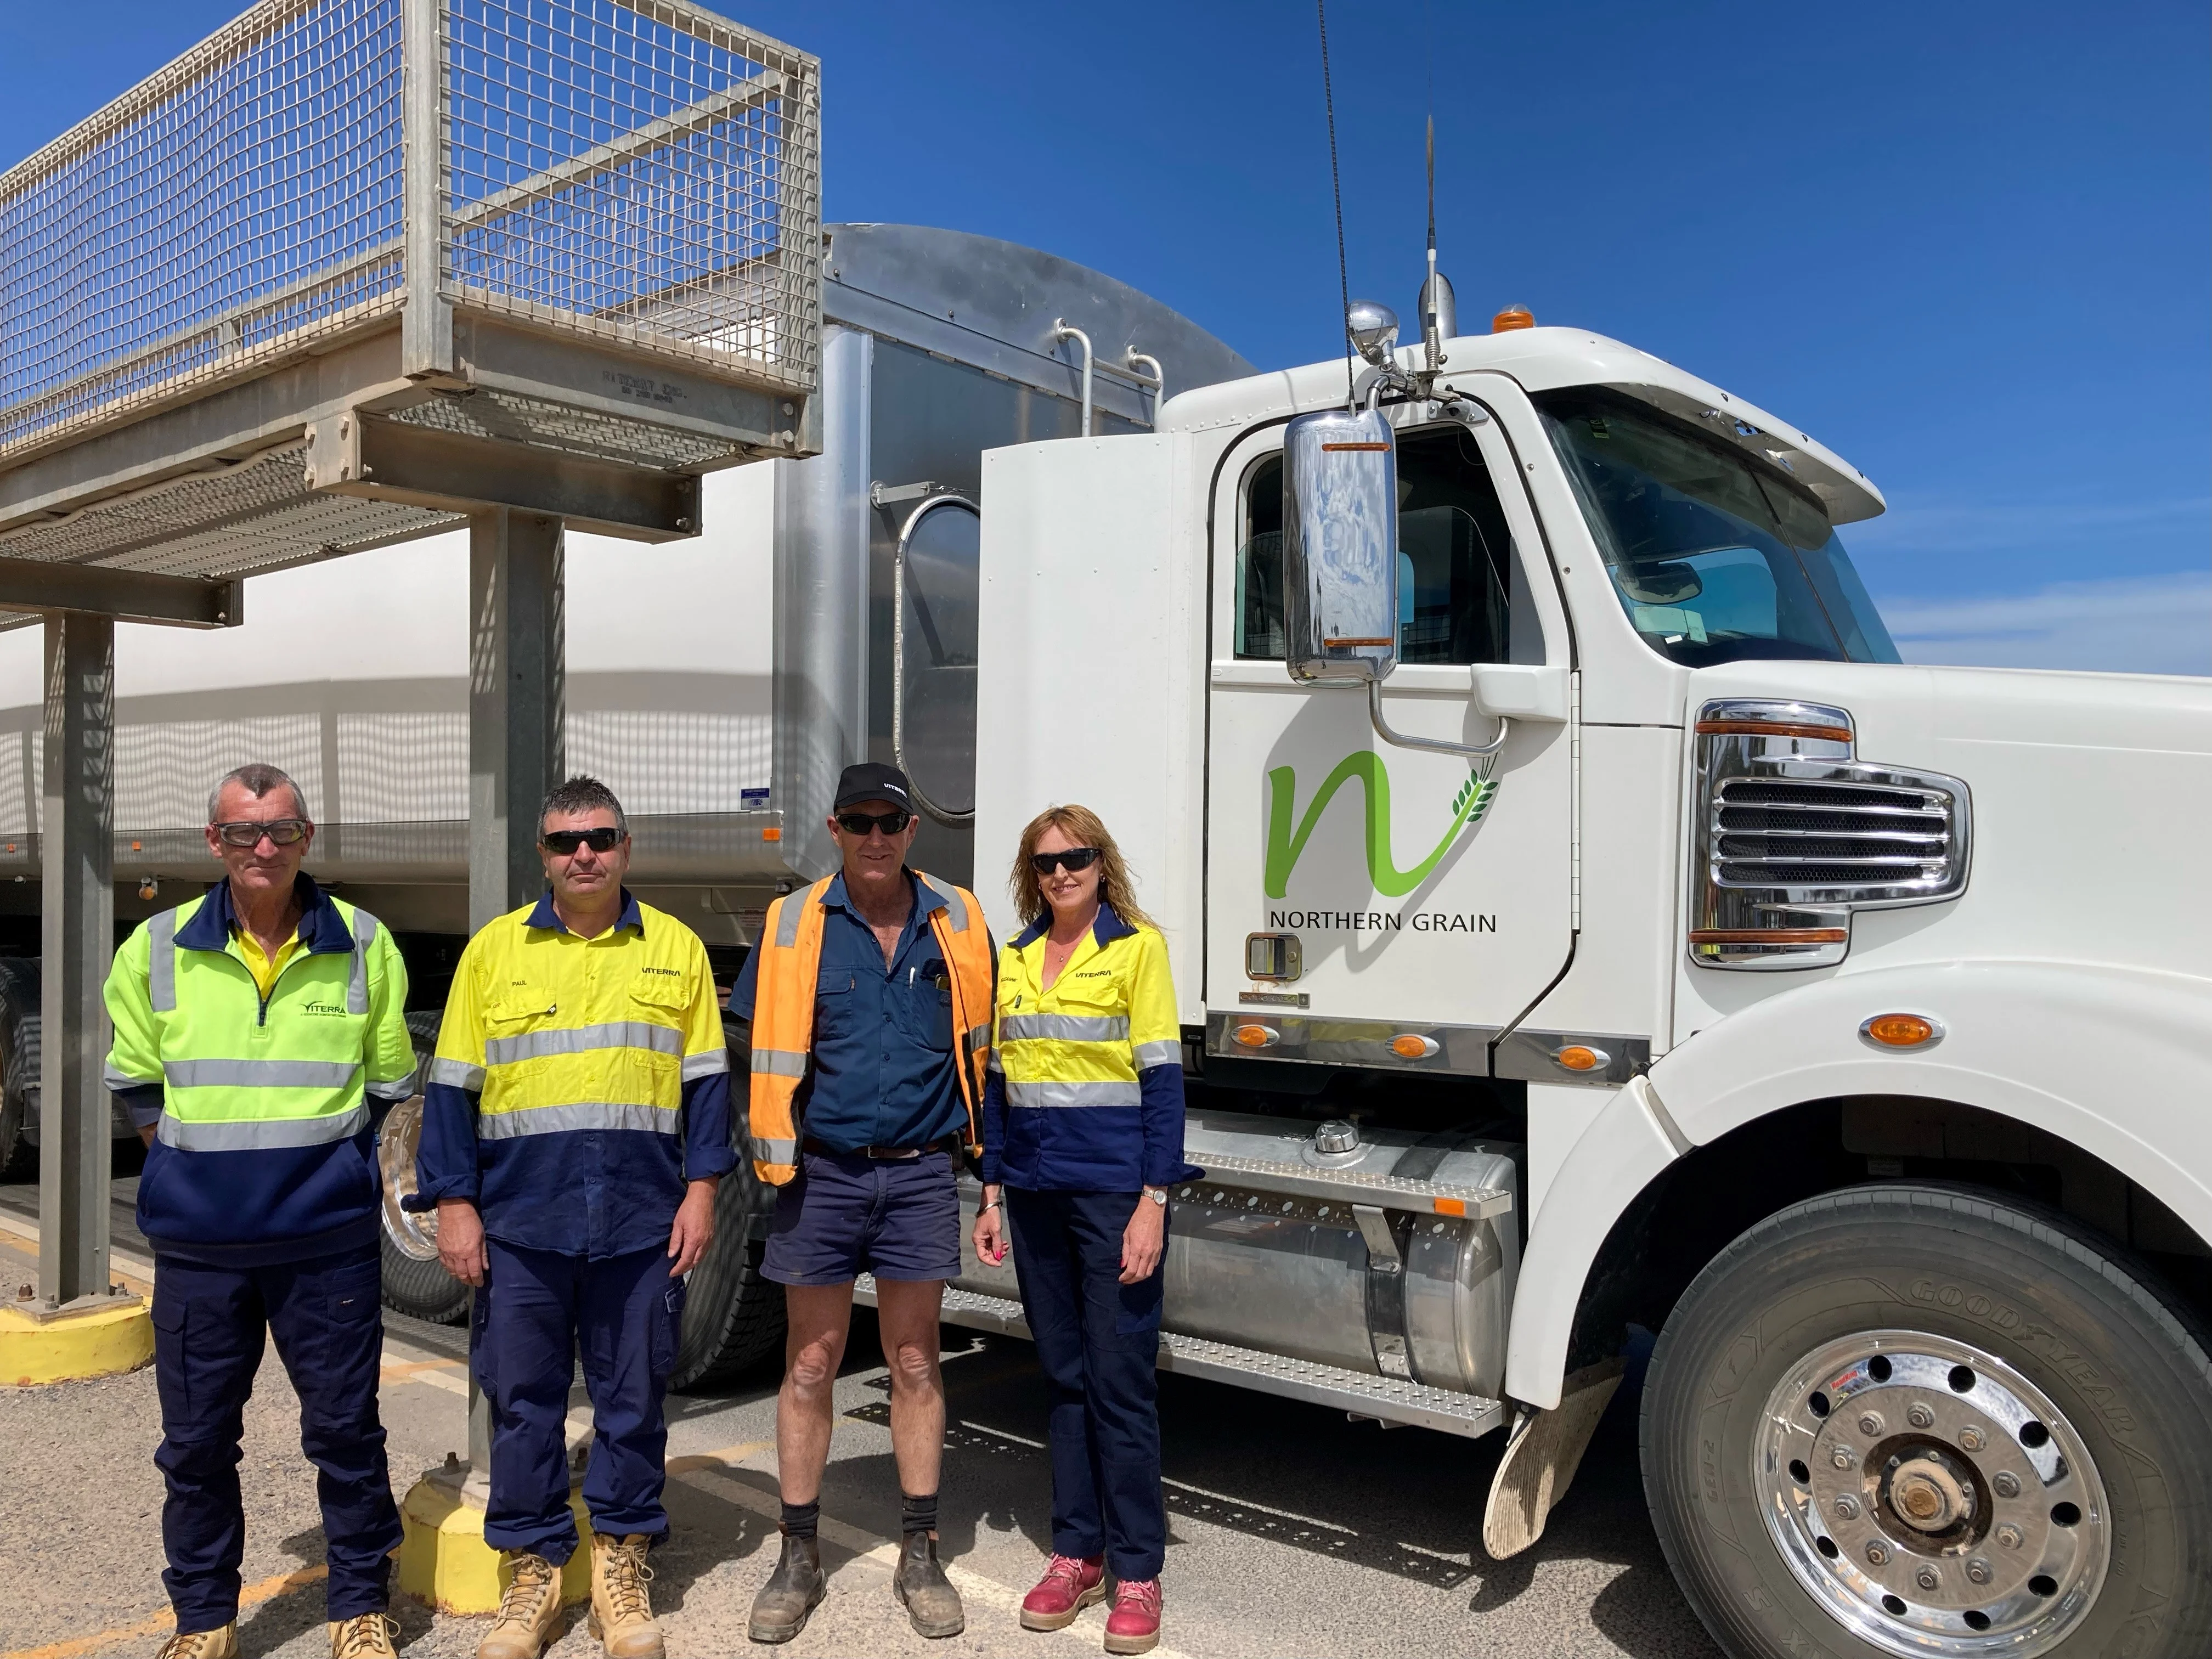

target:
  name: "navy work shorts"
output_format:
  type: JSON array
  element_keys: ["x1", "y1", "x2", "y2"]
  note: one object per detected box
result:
[{"x1": 763, "y1": 1146, "x2": 961, "y2": 1285}]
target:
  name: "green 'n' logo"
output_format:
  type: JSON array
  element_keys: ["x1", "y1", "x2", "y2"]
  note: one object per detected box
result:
[{"x1": 1263, "y1": 754, "x2": 1497, "y2": 899}]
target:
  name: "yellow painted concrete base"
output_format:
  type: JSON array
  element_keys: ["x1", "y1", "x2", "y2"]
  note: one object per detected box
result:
[
  {"x1": 0, "y1": 1295, "x2": 153, "y2": 1386},
  {"x1": 398, "y1": 1475, "x2": 591, "y2": 1615}
]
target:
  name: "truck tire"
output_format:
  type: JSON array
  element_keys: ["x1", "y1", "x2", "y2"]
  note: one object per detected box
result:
[
  {"x1": 669, "y1": 1013, "x2": 786, "y2": 1392},
  {"x1": 0, "y1": 957, "x2": 40, "y2": 1180},
  {"x1": 375, "y1": 1012, "x2": 470, "y2": 1325},
  {"x1": 1642, "y1": 1183, "x2": 2212, "y2": 1659}
]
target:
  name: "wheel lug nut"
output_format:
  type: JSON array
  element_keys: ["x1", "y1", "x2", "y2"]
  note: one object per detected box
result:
[
  {"x1": 1916, "y1": 1566, "x2": 1941, "y2": 1592},
  {"x1": 1993, "y1": 1471, "x2": 2021, "y2": 1498},
  {"x1": 1907, "y1": 1403, "x2": 1935, "y2": 1429},
  {"x1": 1831, "y1": 1446, "x2": 1857, "y2": 1470},
  {"x1": 1866, "y1": 1541, "x2": 1892, "y2": 1567},
  {"x1": 1966, "y1": 1558, "x2": 1993, "y2": 1585},
  {"x1": 1858, "y1": 1412, "x2": 1884, "y2": 1436},
  {"x1": 1958, "y1": 1425, "x2": 1985, "y2": 1452},
  {"x1": 1833, "y1": 1496, "x2": 1860, "y2": 1520},
  {"x1": 1996, "y1": 1523, "x2": 2024, "y2": 1549}
]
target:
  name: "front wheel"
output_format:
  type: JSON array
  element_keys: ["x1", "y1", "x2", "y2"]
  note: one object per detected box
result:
[{"x1": 1642, "y1": 1183, "x2": 2212, "y2": 1659}]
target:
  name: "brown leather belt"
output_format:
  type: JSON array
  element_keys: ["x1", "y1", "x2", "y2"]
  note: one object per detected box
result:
[{"x1": 802, "y1": 1135, "x2": 950, "y2": 1161}]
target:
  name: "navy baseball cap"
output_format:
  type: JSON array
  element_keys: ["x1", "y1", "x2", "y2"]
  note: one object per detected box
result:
[{"x1": 833, "y1": 761, "x2": 915, "y2": 814}]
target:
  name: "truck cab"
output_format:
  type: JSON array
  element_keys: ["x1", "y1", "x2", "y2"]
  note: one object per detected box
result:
[{"x1": 972, "y1": 319, "x2": 2212, "y2": 1659}]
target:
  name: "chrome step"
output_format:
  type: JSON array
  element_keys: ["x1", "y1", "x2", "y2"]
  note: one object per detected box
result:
[
  {"x1": 1182, "y1": 1153, "x2": 1514, "y2": 1220},
  {"x1": 855, "y1": 1276, "x2": 1508, "y2": 1440}
]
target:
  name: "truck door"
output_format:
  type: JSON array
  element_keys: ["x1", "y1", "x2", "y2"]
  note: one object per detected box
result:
[{"x1": 1203, "y1": 404, "x2": 1576, "y2": 1069}]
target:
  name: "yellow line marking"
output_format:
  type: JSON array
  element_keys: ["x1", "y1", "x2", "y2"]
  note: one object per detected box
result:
[
  {"x1": 377, "y1": 1355, "x2": 464, "y2": 1382},
  {"x1": 2, "y1": 1564, "x2": 328, "y2": 1659},
  {"x1": 0, "y1": 1213, "x2": 159, "y2": 1287},
  {"x1": 0, "y1": 1228, "x2": 154, "y2": 1297}
]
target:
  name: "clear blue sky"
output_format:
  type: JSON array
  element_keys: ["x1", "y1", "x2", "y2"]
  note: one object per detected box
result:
[{"x1": 4, "y1": 0, "x2": 2206, "y2": 672}]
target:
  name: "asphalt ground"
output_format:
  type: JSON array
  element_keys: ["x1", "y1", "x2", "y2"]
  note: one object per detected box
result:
[{"x1": 0, "y1": 1166, "x2": 1720, "y2": 1659}]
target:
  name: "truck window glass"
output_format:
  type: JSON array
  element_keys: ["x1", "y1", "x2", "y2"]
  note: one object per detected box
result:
[
  {"x1": 1537, "y1": 390, "x2": 1901, "y2": 667},
  {"x1": 1235, "y1": 425, "x2": 1523, "y2": 664}
]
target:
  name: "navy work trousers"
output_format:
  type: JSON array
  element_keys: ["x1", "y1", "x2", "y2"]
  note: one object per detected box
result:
[
  {"x1": 149, "y1": 1245, "x2": 401, "y2": 1628},
  {"x1": 1005, "y1": 1187, "x2": 1167, "y2": 1581},
  {"x1": 474, "y1": 1239, "x2": 685, "y2": 1563}
]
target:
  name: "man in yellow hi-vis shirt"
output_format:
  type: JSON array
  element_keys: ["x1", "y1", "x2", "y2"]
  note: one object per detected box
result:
[
  {"x1": 409, "y1": 777, "x2": 732, "y2": 1659},
  {"x1": 106, "y1": 762, "x2": 416, "y2": 1659}
]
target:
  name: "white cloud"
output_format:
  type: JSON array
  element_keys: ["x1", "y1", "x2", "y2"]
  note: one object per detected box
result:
[
  {"x1": 1848, "y1": 494, "x2": 2211, "y2": 560},
  {"x1": 1877, "y1": 571, "x2": 2211, "y2": 675}
]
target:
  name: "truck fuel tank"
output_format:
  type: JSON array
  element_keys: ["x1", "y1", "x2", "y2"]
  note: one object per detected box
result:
[{"x1": 953, "y1": 1109, "x2": 1519, "y2": 1399}]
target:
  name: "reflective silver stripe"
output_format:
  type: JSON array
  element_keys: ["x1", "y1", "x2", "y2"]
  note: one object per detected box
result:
[
  {"x1": 752, "y1": 1135, "x2": 798, "y2": 1165},
  {"x1": 163, "y1": 1058, "x2": 364, "y2": 1090},
  {"x1": 148, "y1": 909, "x2": 179, "y2": 1013},
  {"x1": 430, "y1": 1057, "x2": 486, "y2": 1091},
  {"x1": 1004, "y1": 1079, "x2": 1143, "y2": 1109},
  {"x1": 365, "y1": 1069, "x2": 417, "y2": 1102},
  {"x1": 986, "y1": 1052, "x2": 1004, "y2": 1074},
  {"x1": 105, "y1": 1064, "x2": 160, "y2": 1091},
  {"x1": 681, "y1": 1049, "x2": 731, "y2": 1080},
  {"x1": 751, "y1": 1048, "x2": 809, "y2": 1078},
  {"x1": 965, "y1": 1022, "x2": 992, "y2": 1053},
  {"x1": 918, "y1": 873, "x2": 969, "y2": 933},
  {"x1": 774, "y1": 892, "x2": 805, "y2": 950},
  {"x1": 478, "y1": 1101, "x2": 682, "y2": 1139},
  {"x1": 484, "y1": 1021, "x2": 683, "y2": 1067},
  {"x1": 157, "y1": 1103, "x2": 369, "y2": 1150},
  {"x1": 1132, "y1": 1040, "x2": 1182, "y2": 1070},
  {"x1": 347, "y1": 907, "x2": 379, "y2": 1015},
  {"x1": 1001, "y1": 1013, "x2": 1129, "y2": 1043}
]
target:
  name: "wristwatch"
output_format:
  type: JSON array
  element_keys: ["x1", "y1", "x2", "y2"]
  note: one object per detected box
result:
[{"x1": 1143, "y1": 1186, "x2": 1167, "y2": 1206}]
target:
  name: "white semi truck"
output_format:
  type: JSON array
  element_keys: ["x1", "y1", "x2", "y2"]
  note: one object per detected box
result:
[{"x1": 1, "y1": 222, "x2": 2205, "y2": 1659}]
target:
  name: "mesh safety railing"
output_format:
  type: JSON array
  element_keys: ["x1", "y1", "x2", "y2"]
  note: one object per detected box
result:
[{"x1": 0, "y1": 0, "x2": 819, "y2": 465}]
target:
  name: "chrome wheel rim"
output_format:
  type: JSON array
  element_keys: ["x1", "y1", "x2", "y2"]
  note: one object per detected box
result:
[
  {"x1": 376, "y1": 1094, "x2": 441, "y2": 1262},
  {"x1": 1756, "y1": 1328, "x2": 2108, "y2": 1657}
]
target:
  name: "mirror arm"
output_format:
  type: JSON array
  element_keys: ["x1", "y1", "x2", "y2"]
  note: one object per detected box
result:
[
  {"x1": 1368, "y1": 678, "x2": 1510, "y2": 760},
  {"x1": 893, "y1": 493, "x2": 980, "y2": 825}
]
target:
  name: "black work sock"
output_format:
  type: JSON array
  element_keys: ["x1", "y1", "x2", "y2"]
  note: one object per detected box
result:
[
  {"x1": 901, "y1": 1491, "x2": 939, "y2": 1538},
  {"x1": 780, "y1": 1499, "x2": 820, "y2": 1541}
]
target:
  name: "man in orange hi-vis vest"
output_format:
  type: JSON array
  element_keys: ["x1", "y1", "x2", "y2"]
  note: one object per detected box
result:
[{"x1": 729, "y1": 763, "x2": 994, "y2": 1644}]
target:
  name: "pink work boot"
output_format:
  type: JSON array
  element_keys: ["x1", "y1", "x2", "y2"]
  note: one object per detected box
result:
[
  {"x1": 1104, "y1": 1578, "x2": 1162, "y2": 1655},
  {"x1": 1019, "y1": 1554, "x2": 1105, "y2": 1632}
]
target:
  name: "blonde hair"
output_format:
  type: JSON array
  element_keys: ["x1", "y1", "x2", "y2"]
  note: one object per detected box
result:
[{"x1": 1009, "y1": 804, "x2": 1158, "y2": 934}]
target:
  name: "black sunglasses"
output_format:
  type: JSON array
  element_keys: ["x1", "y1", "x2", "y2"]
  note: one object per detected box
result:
[
  {"x1": 1030, "y1": 847, "x2": 1101, "y2": 876},
  {"x1": 542, "y1": 827, "x2": 628, "y2": 855},
  {"x1": 837, "y1": 809, "x2": 913, "y2": 837},
  {"x1": 213, "y1": 819, "x2": 309, "y2": 848}
]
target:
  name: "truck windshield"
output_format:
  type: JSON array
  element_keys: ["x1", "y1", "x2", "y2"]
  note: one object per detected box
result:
[{"x1": 1538, "y1": 391, "x2": 1900, "y2": 667}]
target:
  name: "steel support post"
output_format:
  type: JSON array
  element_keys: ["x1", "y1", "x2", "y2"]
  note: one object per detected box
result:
[
  {"x1": 464, "y1": 507, "x2": 565, "y2": 1480},
  {"x1": 38, "y1": 613, "x2": 116, "y2": 1308}
]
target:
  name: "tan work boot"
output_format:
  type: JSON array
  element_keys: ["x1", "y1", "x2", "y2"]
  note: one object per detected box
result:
[
  {"x1": 156, "y1": 1625, "x2": 238, "y2": 1659},
  {"x1": 587, "y1": 1531, "x2": 663, "y2": 1658},
  {"x1": 329, "y1": 1612, "x2": 401, "y2": 1657},
  {"x1": 476, "y1": 1553, "x2": 563, "y2": 1659}
]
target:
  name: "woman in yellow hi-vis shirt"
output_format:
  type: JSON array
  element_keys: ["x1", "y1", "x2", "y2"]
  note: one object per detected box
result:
[{"x1": 971, "y1": 804, "x2": 1197, "y2": 1656}]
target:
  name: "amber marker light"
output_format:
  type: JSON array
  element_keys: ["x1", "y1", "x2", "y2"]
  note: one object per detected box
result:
[
  {"x1": 761, "y1": 826, "x2": 782, "y2": 842},
  {"x1": 1433, "y1": 1197, "x2": 1468, "y2": 1217},
  {"x1": 1860, "y1": 1013, "x2": 1943, "y2": 1050},
  {"x1": 1492, "y1": 305, "x2": 1535, "y2": 332},
  {"x1": 1232, "y1": 1023, "x2": 1279, "y2": 1049},
  {"x1": 1554, "y1": 1045, "x2": 1605, "y2": 1072},
  {"x1": 1389, "y1": 1033, "x2": 1440, "y2": 1059}
]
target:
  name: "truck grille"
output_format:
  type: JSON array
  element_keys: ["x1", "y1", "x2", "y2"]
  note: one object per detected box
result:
[
  {"x1": 1713, "y1": 778, "x2": 1955, "y2": 890},
  {"x1": 1689, "y1": 697, "x2": 1972, "y2": 970}
]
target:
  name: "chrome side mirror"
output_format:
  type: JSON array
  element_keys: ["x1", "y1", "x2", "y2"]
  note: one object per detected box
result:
[
  {"x1": 1283, "y1": 408, "x2": 1397, "y2": 684},
  {"x1": 1346, "y1": 300, "x2": 1399, "y2": 366}
]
